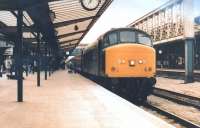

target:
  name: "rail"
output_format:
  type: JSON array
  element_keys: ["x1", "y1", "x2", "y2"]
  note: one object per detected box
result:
[
  {"x1": 152, "y1": 87, "x2": 200, "y2": 109},
  {"x1": 143, "y1": 103, "x2": 200, "y2": 128}
]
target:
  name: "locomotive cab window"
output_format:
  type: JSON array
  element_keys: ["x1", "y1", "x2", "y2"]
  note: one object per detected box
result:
[
  {"x1": 138, "y1": 33, "x2": 152, "y2": 46},
  {"x1": 120, "y1": 31, "x2": 136, "y2": 43},
  {"x1": 108, "y1": 32, "x2": 118, "y2": 45}
]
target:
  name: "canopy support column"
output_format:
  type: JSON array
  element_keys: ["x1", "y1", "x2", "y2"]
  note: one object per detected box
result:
[
  {"x1": 49, "y1": 48, "x2": 51, "y2": 77},
  {"x1": 185, "y1": 38, "x2": 194, "y2": 83},
  {"x1": 16, "y1": 9, "x2": 23, "y2": 102},
  {"x1": 37, "y1": 33, "x2": 41, "y2": 87},
  {"x1": 45, "y1": 43, "x2": 48, "y2": 80}
]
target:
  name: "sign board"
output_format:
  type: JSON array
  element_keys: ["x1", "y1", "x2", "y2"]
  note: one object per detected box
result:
[{"x1": 66, "y1": 51, "x2": 70, "y2": 55}]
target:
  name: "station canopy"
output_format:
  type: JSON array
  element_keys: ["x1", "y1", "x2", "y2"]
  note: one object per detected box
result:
[{"x1": 0, "y1": 0, "x2": 113, "y2": 52}]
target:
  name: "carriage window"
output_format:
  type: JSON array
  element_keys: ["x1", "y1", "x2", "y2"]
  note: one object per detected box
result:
[
  {"x1": 108, "y1": 33, "x2": 118, "y2": 45},
  {"x1": 138, "y1": 33, "x2": 152, "y2": 46},
  {"x1": 120, "y1": 31, "x2": 135, "y2": 43}
]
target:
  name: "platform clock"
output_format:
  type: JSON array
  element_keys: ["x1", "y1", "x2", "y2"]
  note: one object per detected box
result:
[{"x1": 80, "y1": 0, "x2": 101, "y2": 11}]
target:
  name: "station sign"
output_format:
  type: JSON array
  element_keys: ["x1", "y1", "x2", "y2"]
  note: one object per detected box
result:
[{"x1": 195, "y1": 16, "x2": 200, "y2": 25}]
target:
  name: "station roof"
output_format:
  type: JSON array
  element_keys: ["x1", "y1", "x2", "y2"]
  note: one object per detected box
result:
[{"x1": 0, "y1": 0, "x2": 113, "y2": 52}]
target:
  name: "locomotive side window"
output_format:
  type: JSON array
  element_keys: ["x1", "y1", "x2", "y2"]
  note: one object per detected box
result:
[
  {"x1": 103, "y1": 36, "x2": 109, "y2": 47},
  {"x1": 138, "y1": 33, "x2": 152, "y2": 46},
  {"x1": 108, "y1": 32, "x2": 118, "y2": 45},
  {"x1": 120, "y1": 31, "x2": 136, "y2": 43}
]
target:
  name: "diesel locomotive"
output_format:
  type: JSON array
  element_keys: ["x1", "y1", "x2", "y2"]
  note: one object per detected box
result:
[{"x1": 70, "y1": 28, "x2": 156, "y2": 103}]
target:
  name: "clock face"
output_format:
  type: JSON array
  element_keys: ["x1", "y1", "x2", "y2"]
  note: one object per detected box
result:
[{"x1": 81, "y1": 0, "x2": 100, "y2": 11}]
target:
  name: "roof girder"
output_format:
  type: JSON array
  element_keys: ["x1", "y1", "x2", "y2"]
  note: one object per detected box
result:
[
  {"x1": 59, "y1": 38, "x2": 80, "y2": 45},
  {"x1": 58, "y1": 30, "x2": 87, "y2": 39},
  {"x1": 54, "y1": 16, "x2": 99, "y2": 28}
]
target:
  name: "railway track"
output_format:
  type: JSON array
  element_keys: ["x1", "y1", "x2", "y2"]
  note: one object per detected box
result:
[
  {"x1": 152, "y1": 87, "x2": 200, "y2": 109},
  {"x1": 143, "y1": 103, "x2": 200, "y2": 128}
]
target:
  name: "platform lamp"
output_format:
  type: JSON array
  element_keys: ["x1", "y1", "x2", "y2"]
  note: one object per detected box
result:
[
  {"x1": 158, "y1": 50, "x2": 163, "y2": 69},
  {"x1": 66, "y1": 51, "x2": 70, "y2": 57},
  {"x1": 158, "y1": 50, "x2": 163, "y2": 55}
]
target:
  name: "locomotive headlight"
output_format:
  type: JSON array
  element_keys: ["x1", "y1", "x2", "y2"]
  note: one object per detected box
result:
[
  {"x1": 129, "y1": 60, "x2": 135, "y2": 66},
  {"x1": 138, "y1": 60, "x2": 143, "y2": 64}
]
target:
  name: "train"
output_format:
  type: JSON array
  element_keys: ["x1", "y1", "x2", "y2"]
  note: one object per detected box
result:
[{"x1": 69, "y1": 27, "x2": 156, "y2": 103}]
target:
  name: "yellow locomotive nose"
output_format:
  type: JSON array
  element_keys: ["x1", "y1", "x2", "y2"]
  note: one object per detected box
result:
[{"x1": 105, "y1": 43, "x2": 156, "y2": 78}]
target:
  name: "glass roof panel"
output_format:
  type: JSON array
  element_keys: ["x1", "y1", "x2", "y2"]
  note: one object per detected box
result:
[
  {"x1": 0, "y1": 11, "x2": 16, "y2": 26},
  {"x1": 23, "y1": 32, "x2": 35, "y2": 38},
  {"x1": 56, "y1": 19, "x2": 92, "y2": 36}
]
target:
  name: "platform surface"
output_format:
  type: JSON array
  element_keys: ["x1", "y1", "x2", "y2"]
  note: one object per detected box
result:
[
  {"x1": 0, "y1": 71, "x2": 174, "y2": 128},
  {"x1": 156, "y1": 68, "x2": 200, "y2": 98},
  {"x1": 156, "y1": 76, "x2": 200, "y2": 98}
]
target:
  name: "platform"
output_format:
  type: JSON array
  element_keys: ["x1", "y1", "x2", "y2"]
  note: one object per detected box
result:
[
  {"x1": 157, "y1": 68, "x2": 200, "y2": 81},
  {"x1": 0, "y1": 71, "x2": 174, "y2": 128},
  {"x1": 156, "y1": 76, "x2": 200, "y2": 98},
  {"x1": 156, "y1": 68, "x2": 200, "y2": 98}
]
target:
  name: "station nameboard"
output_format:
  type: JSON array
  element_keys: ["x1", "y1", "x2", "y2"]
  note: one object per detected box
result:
[{"x1": 195, "y1": 16, "x2": 200, "y2": 25}]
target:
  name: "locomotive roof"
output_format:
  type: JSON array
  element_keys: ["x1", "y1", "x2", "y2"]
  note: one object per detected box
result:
[
  {"x1": 83, "y1": 27, "x2": 151, "y2": 52},
  {"x1": 103, "y1": 27, "x2": 151, "y2": 38}
]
